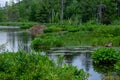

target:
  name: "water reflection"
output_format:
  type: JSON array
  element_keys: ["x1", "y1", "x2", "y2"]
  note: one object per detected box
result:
[
  {"x1": 64, "y1": 55, "x2": 75, "y2": 64},
  {"x1": 93, "y1": 60, "x2": 120, "y2": 80},
  {"x1": 0, "y1": 26, "x2": 33, "y2": 52},
  {"x1": 17, "y1": 31, "x2": 33, "y2": 52},
  {"x1": 47, "y1": 52, "x2": 101, "y2": 80},
  {"x1": 82, "y1": 52, "x2": 91, "y2": 72}
]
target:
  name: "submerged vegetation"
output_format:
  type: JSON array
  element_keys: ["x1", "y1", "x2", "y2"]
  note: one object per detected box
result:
[{"x1": 0, "y1": 51, "x2": 89, "y2": 80}]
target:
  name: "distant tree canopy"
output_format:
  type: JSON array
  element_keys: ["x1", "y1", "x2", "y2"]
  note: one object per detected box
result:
[{"x1": 0, "y1": 0, "x2": 119, "y2": 24}]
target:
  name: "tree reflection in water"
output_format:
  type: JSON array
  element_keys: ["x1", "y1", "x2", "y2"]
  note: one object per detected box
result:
[
  {"x1": 82, "y1": 52, "x2": 91, "y2": 72},
  {"x1": 64, "y1": 54, "x2": 75, "y2": 64},
  {"x1": 17, "y1": 31, "x2": 33, "y2": 52},
  {"x1": 93, "y1": 61, "x2": 120, "y2": 80},
  {"x1": 5, "y1": 28, "x2": 33, "y2": 52}
]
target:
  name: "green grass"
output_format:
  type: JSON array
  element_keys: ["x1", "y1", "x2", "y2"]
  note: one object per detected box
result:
[
  {"x1": 31, "y1": 24, "x2": 120, "y2": 51},
  {"x1": 0, "y1": 22, "x2": 38, "y2": 29},
  {"x1": 31, "y1": 33, "x2": 64, "y2": 51}
]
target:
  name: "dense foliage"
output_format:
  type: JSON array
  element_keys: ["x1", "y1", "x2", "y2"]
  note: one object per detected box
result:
[
  {"x1": 0, "y1": 51, "x2": 89, "y2": 80},
  {"x1": 31, "y1": 34, "x2": 64, "y2": 51},
  {"x1": 92, "y1": 48, "x2": 120, "y2": 65},
  {"x1": 30, "y1": 24, "x2": 120, "y2": 50},
  {"x1": 92, "y1": 48, "x2": 118, "y2": 73},
  {"x1": 92, "y1": 48, "x2": 120, "y2": 79},
  {"x1": 0, "y1": 0, "x2": 120, "y2": 79},
  {"x1": 0, "y1": 0, "x2": 120, "y2": 24}
]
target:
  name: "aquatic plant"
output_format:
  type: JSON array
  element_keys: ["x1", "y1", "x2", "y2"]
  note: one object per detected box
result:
[
  {"x1": 92, "y1": 48, "x2": 120, "y2": 80},
  {"x1": 44, "y1": 25, "x2": 63, "y2": 33},
  {"x1": 92, "y1": 48, "x2": 120, "y2": 65},
  {"x1": 31, "y1": 34, "x2": 64, "y2": 51},
  {"x1": 30, "y1": 24, "x2": 120, "y2": 50}
]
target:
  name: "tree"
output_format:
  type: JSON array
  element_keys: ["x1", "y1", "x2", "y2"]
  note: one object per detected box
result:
[
  {"x1": 6, "y1": 1, "x2": 20, "y2": 21},
  {"x1": 0, "y1": 7, "x2": 7, "y2": 22},
  {"x1": 35, "y1": 1, "x2": 50, "y2": 23},
  {"x1": 0, "y1": 0, "x2": 119, "y2": 24}
]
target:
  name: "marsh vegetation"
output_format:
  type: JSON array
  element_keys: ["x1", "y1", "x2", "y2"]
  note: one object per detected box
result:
[{"x1": 0, "y1": 0, "x2": 120, "y2": 80}]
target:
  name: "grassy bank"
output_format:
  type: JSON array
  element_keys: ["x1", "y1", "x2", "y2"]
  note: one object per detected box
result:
[
  {"x1": 31, "y1": 24, "x2": 120, "y2": 51},
  {"x1": 0, "y1": 22, "x2": 38, "y2": 29}
]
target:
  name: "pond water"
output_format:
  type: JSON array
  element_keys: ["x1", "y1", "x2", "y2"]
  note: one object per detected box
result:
[
  {"x1": 0, "y1": 26, "x2": 32, "y2": 52},
  {"x1": 47, "y1": 47, "x2": 102, "y2": 80},
  {"x1": 0, "y1": 26, "x2": 102, "y2": 80}
]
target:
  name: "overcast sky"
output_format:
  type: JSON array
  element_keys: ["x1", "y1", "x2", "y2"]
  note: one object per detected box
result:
[
  {"x1": 0, "y1": 0, "x2": 17, "y2": 7},
  {"x1": 0, "y1": 0, "x2": 9, "y2": 6}
]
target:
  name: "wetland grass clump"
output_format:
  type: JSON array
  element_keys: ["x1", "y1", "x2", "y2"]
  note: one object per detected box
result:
[
  {"x1": 92, "y1": 48, "x2": 120, "y2": 65},
  {"x1": 92, "y1": 48, "x2": 120, "y2": 73},
  {"x1": 92, "y1": 48, "x2": 120, "y2": 80},
  {"x1": 31, "y1": 34, "x2": 64, "y2": 51},
  {"x1": 0, "y1": 51, "x2": 89, "y2": 80}
]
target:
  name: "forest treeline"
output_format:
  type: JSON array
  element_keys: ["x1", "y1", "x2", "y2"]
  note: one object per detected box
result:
[{"x1": 0, "y1": 0, "x2": 120, "y2": 24}]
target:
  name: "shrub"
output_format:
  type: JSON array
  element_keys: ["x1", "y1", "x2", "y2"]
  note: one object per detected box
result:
[
  {"x1": 66, "y1": 26, "x2": 80, "y2": 32},
  {"x1": 44, "y1": 25, "x2": 63, "y2": 33},
  {"x1": 92, "y1": 48, "x2": 120, "y2": 65},
  {"x1": 92, "y1": 48, "x2": 120, "y2": 76},
  {"x1": 79, "y1": 24, "x2": 97, "y2": 31},
  {"x1": 20, "y1": 23, "x2": 35, "y2": 29},
  {"x1": 31, "y1": 34, "x2": 64, "y2": 51},
  {"x1": 0, "y1": 51, "x2": 89, "y2": 80}
]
